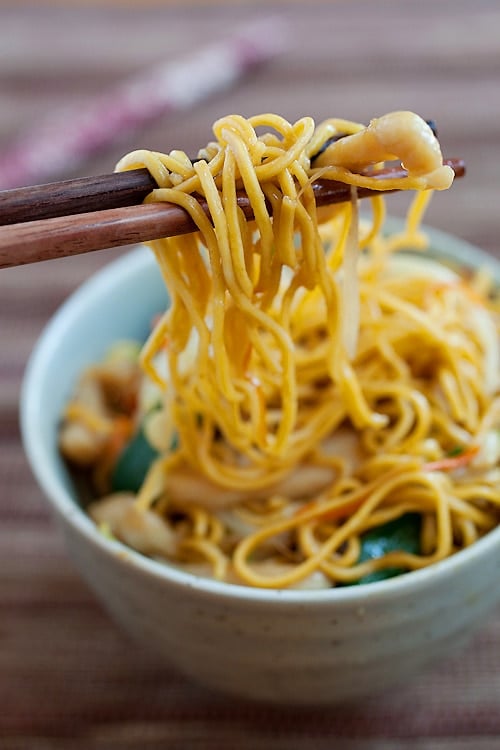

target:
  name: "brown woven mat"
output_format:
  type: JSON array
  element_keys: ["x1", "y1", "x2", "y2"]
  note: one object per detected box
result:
[{"x1": 1, "y1": 2, "x2": 500, "y2": 747}]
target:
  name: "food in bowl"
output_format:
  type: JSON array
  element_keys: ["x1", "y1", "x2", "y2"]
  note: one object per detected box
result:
[
  {"x1": 58, "y1": 111, "x2": 500, "y2": 590},
  {"x1": 21, "y1": 229, "x2": 500, "y2": 703}
]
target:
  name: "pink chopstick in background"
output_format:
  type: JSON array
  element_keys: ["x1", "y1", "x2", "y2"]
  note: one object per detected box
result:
[{"x1": 0, "y1": 17, "x2": 288, "y2": 190}]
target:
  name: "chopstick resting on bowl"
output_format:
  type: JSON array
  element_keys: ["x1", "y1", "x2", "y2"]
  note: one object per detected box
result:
[{"x1": 0, "y1": 157, "x2": 465, "y2": 270}]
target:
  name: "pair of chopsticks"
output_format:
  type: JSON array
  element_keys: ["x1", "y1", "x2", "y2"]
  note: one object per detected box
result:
[{"x1": 0, "y1": 139, "x2": 465, "y2": 270}]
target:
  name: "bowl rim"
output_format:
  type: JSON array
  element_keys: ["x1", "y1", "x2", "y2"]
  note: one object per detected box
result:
[{"x1": 20, "y1": 223, "x2": 500, "y2": 607}]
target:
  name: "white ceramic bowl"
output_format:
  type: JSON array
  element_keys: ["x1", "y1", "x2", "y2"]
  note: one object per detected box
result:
[{"x1": 21, "y1": 225, "x2": 500, "y2": 704}]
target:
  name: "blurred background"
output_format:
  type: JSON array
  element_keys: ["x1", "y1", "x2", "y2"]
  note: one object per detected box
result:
[
  {"x1": 1, "y1": 1, "x2": 500, "y2": 748},
  {"x1": 1, "y1": 0, "x2": 499, "y2": 251}
]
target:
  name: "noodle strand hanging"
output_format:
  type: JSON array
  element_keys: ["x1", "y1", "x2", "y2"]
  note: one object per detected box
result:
[{"x1": 59, "y1": 111, "x2": 500, "y2": 589}]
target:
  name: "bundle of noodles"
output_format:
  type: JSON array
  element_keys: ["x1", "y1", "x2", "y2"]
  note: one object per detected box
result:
[{"x1": 59, "y1": 111, "x2": 500, "y2": 589}]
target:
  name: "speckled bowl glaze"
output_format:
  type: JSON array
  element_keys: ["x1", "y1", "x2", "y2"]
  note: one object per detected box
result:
[{"x1": 21, "y1": 224, "x2": 500, "y2": 704}]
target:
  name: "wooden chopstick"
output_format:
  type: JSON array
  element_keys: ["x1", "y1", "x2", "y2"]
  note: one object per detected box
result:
[
  {"x1": 0, "y1": 159, "x2": 465, "y2": 269},
  {"x1": 0, "y1": 169, "x2": 158, "y2": 227},
  {"x1": 0, "y1": 120, "x2": 440, "y2": 227}
]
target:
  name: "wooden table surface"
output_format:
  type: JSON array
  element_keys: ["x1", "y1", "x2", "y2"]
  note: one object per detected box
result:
[{"x1": 1, "y1": 2, "x2": 500, "y2": 748}]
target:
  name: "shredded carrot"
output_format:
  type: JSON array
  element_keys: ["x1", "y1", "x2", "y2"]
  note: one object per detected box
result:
[
  {"x1": 151, "y1": 313, "x2": 163, "y2": 330},
  {"x1": 429, "y1": 280, "x2": 486, "y2": 307},
  {"x1": 295, "y1": 445, "x2": 479, "y2": 524},
  {"x1": 121, "y1": 390, "x2": 138, "y2": 416},
  {"x1": 294, "y1": 493, "x2": 366, "y2": 524},
  {"x1": 423, "y1": 445, "x2": 479, "y2": 473},
  {"x1": 92, "y1": 415, "x2": 134, "y2": 493},
  {"x1": 317, "y1": 496, "x2": 365, "y2": 523}
]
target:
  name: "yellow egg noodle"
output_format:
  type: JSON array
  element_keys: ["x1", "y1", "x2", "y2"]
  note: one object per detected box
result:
[{"x1": 60, "y1": 112, "x2": 500, "y2": 589}]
